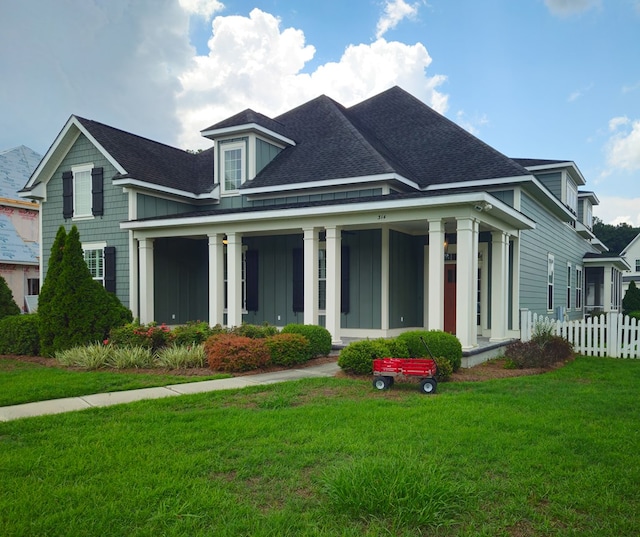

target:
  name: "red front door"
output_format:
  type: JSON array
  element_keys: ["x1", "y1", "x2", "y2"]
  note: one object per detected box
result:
[{"x1": 444, "y1": 264, "x2": 456, "y2": 334}]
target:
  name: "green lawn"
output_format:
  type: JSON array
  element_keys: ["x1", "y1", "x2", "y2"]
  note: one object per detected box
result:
[
  {"x1": 0, "y1": 357, "x2": 228, "y2": 407},
  {"x1": 1, "y1": 356, "x2": 639, "y2": 536}
]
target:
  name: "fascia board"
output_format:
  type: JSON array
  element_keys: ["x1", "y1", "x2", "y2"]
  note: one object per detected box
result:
[
  {"x1": 242, "y1": 173, "x2": 420, "y2": 195},
  {"x1": 121, "y1": 191, "x2": 536, "y2": 232},
  {"x1": 578, "y1": 191, "x2": 600, "y2": 205},
  {"x1": 113, "y1": 177, "x2": 219, "y2": 201},
  {"x1": 201, "y1": 123, "x2": 296, "y2": 146},
  {"x1": 620, "y1": 232, "x2": 640, "y2": 257},
  {"x1": 583, "y1": 257, "x2": 631, "y2": 271},
  {"x1": 524, "y1": 161, "x2": 586, "y2": 186}
]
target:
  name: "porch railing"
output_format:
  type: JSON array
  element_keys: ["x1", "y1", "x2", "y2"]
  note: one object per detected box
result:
[{"x1": 520, "y1": 310, "x2": 640, "y2": 359}]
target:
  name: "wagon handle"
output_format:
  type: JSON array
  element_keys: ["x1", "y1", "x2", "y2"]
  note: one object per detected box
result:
[{"x1": 420, "y1": 336, "x2": 438, "y2": 377}]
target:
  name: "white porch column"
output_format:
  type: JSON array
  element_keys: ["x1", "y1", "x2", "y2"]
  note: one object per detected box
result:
[
  {"x1": 129, "y1": 231, "x2": 139, "y2": 319},
  {"x1": 490, "y1": 231, "x2": 510, "y2": 342},
  {"x1": 138, "y1": 238, "x2": 154, "y2": 324},
  {"x1": 427, "y1": 219, "x2": 444, "y2": 331},
  {"x1": 208, "y1": 233, "x2": 225, "y2": 328},
  {"x1": 303, "y1": 227, "x2": 319, "y2": 326},
  {"x1": 325, "y1": 226, "x2": 342, "y2": 344},
  {"x1": 381, "y1": 227, "x2": 390, "y2": 331},
  {"x1": 511, "y1": 233, "x2": 521, "y2": 333},
  {"x1": 226, "y1": 232, "x2": 243, "y2": 328},
  {"x1": 471, "y1": 219, "x2": 479, "y2": 343},
  {"x1": 456, "y1": 217, "x2": 477, "y2": 350}
]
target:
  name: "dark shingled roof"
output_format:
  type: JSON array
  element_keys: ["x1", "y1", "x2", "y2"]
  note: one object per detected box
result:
[
  {"x1": 76, "y1": 117, "x2": 214, "y2": 195},
  {"x1": 244, "y1": 86, "x2": 530, "y2": 190},
  {"x1": 202, "y1": 108, "x2": 289, "y2": 139},
  {"x1": 513, "y1": 158, "x2": 570, "y2": 168}
]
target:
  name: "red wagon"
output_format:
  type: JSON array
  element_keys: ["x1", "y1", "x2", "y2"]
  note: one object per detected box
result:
[{"x1": 372, "y1": 338, "x2": 438, "y2": 394}]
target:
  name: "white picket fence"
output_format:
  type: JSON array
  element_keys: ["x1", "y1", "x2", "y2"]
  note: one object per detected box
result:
[{"x1": 520, "y1": 310, "x2": 640, "y2": 359}]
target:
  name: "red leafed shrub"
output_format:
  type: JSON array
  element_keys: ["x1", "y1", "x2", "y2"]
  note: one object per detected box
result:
[
  {"x1": 264, "y1": 333, "x2": 312, "y2": 367},
  {"x1": 204, "y1": 334, "x2": 270, "y2": 372}
]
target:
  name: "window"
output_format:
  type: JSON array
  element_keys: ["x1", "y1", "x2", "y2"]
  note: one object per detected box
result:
[
  {"x1": 547, "y1": 254, "x2": 554, "y2": 311},
  {"x1": 62, "y1": 165, "x2": 103, "y2": 219},
  {"x1": 224, "y1": 247, "x2": 248, "y2": 311},
  {"x1": 318, "y1": 247, "x2": 327, "y2": 310},
  {"x1": 585, "y1": 203, "x2": 593, "y2": 229},
  {"x1": 27, "y1": 278, "x2": 40, "y2": 295},
  {"x1": 636, "y1": 259, "x2": 640, "y2": 272},
  {"x1": 566, "y1": 263, "x2": 572, "y2": 309},
  {"x1": 221, "y1": 142, "x2": 245, "y2": 192},
  {"x1": 576, "y1": 266, "x2": 583, "y2": 309},
  {"x1": 566, "y1": 181, "x2": 577, "y2": 213},
  {"x1": 83, "y1": 243, "x2": 106, "y2": 285}
]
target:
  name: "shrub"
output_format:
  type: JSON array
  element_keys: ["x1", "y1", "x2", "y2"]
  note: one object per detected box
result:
[
  {"x1": 396, "y1": 330, "x2": 463, "y2": 372},
  {"x1": 338, "y1": 338, "x2": 409, "y2": 375},
  {"x1": 107, "y1": 346, "x2": 154, "y2": 369},
  {"x1": 628, "y1": 311, "x2": 640, "y2": 321},
  {"x1": 623, "y1": 280, "x2": 640, "y2": 315},
  {"x1": 434, "y1": 356, "x2": 453, "y2": 382},
  {"x1": 504, "y1": 335, "x2": 573, "y2": 369},
  {"x1": 231, "y1": 323, "x2": 279, "y2": 339},
  {"x1": 172, "y1": 322, "x2": 217, "y2": 346},
  {"x1": 109, "y1": 321, "x2": 174, "y2": 352},
  {"x1": 55, "y1": 343, "x2": 112, "y2": 369},
  {"x1": 281, "y1": 324, "x2": 332, "y2": 357},
  {"x1": 204, "y1": 334, "x2": 270, "y2": 372},
  {"x1": 0, "y1": 274, "x2": 20, "y2": 320},
  {"x1": 38, "y1": 226, "x2": 67, "y2": 356},
  {"x1": 0, "y1": 314, "x2": 40, "y2": 356},
  {"x1": 265, "y1": 333, "x2": 312, "y2": 367},
  {"x1": 156, "y1": 344, "x2": 206, "y2": 369}
]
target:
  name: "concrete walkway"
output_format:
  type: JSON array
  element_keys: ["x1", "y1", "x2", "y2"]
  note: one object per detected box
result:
[{"x1": 0, "y1": 361, "x2": 341, "y2": 422}]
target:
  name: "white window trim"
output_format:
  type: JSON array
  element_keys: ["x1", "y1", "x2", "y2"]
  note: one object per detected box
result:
[
  {"x1": 223, "y1": 245, "x2": 248, "y2": 313},
  {"x1": 82, "y1": 241, "x2": 106, "y2": 285},
  {"x1": 566, "y1": 262, "x2": 572, "y2": 310},
  {"x1": 220, "y1": 141, "x2": 246, "y2": 195},
  {"x1": 576, "y1": 265, "x2": 583, "y2": 310},
  {"x1": 318, "y1": 243, "x2": 327, "y2": 312},
  {"x1": 72, "y1": 163, "x2": 94, "y2": 220}
]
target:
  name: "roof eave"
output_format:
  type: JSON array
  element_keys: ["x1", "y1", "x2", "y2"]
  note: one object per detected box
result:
[{"x1": 201, "y1": 123, "x2": 296, "y2": 147}]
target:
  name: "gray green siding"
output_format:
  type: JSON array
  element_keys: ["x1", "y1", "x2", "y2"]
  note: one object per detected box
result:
[
  {"x1": 137, "y1": 194, "x2": 198, "y2": 219},
  {"x1": 41, "y1": 134, "x2": 130, "y2": 307},
  {"x1": 389, "y1": 231, "x2": 424, "y2": 328},
  {"x1": 256, "y1": 139, "x2": 282, "y2": 174},
  {"x1": 536, "y1": 172, "x2": 562, "y2": 201},
  {"x1": 488, "y1": 190, "x2": 514, "y2": 207},
  {"x1": 519, "y1": 192, "x2": 597, "y2": 319}
]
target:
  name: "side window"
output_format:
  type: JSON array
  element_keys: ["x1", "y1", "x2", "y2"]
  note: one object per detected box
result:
[
  {"x1": 221, "y1": 142, "x2": 245, "y2": 193},
  {"x1": 62, "y1": 165, "x2": 103, "y2": 219},
  {"x1": 547, "y1": 254, "x2": 554, "y2": 311},
  {"x1": 575, "y1": 266, "x2": 583, "y2": 310},
  {"x1": 566, "y1": 263, "x2": 572, "y2": 309},
  {"x1": 82, "y1": 243, "x2": 116, "y2": 293}
]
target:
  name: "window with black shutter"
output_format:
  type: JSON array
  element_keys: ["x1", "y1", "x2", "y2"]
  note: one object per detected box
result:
[
  {"x1": 62, "y1": 171, "x2": 73, "y2": 219},
  {"x1": 104, "y1": 246, "x2": 116, "y2": 293},
  {"x1": 92, "y1": 167, "x2": 104, "y2": 216}
]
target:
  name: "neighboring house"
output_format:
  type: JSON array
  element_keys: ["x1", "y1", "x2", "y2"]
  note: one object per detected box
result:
[
  {"x1": 620, "y1": 232, "x2": 640, "y2": 296},
  {"x1": 0, "y1": 145, "x2": 41, "y2": 312},
  {"x1": 20, "y1": 86, "x2": 627, "y2": 350}
]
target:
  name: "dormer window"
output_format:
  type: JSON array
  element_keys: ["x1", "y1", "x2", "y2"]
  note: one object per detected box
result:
[
  {"x1": 566, "y1": 180, "x2": 577, "y2": 214},
  {"x1": 220, "y1": 140, "x2": 246, "y2": 193}
]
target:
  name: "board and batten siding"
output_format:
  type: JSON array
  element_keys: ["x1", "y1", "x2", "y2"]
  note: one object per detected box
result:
[
  {"x1": 535, "y1": 172, "x2": 562, "y2": 202},
  {"x1": 41, "y1": 134, "x2": 131, "y2": 308},
  {"x1": 256, "y1": 139, "x2": 282, "y2": 175},
  {"x1": 136, "y1": 193, "x2": 202, "y2": 219},
  {"x1": 519, "y1": 192, "x2": 598, "y2": 319}
]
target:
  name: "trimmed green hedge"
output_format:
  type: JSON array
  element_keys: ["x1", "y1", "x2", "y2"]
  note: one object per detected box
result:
[
  {"x1": 338, "y1": 338, "x2": 409, "y2": 375},
  {"x1": 0, "y1": 314, "x2": 40, "y2": 356},
  {"x1": 396, "y1": 330, "x2": 462, "y2": 372},
  {"x1": 281, "y1": 324, "x2": 332, "y2": 357}
]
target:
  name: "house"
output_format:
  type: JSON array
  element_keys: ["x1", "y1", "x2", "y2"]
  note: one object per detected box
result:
[
  {"x1": 0, "y1": 145, "x2": 41, "y2": 311},
  {"x1": 620, "y1": 232, "x2": 640, "y2": 296},
  {"x1": 20, "y1": 86, "x2": 627, "y2": 354}
]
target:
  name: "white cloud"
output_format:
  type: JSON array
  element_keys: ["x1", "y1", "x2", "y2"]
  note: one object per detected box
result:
[
  {"x1": 544, "y1": 0, "x2": 600, "y2": 16},
  {"x1": 178, "y1": 0, "x2": 224, "y2": 19},
  {"x1": 455, "y1": 110, "x2": 489, "y2": 136},
  {"x1": 594, "y1": 196, "x2": 640, "y2": 226},
  {"x1": 568, "y1": 83, "x2": 593, "y2": 102},
  {"x1": 605, "y1": 118, "x2": 640, "y2": 171},
  {"x1": 376, "y1": 0, "x2": 421, "y2": 39},
  {"x1": 177, "y1": 9, "x2": 447, "y2": 149}
]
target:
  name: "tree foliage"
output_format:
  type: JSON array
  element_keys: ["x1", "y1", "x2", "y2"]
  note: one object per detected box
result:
[
  {"x1": 622, "y1": 280, "x2": 640, "y2": 315},
  {"x1": 592, "y1": 217, "x2": 639, "y2": 255},
  {"x1": 0, "y1": 274, "x2": 20, "y2": 320},
  {"x1": 39, "y1": 225, "x2": 132, "y2": 356}
]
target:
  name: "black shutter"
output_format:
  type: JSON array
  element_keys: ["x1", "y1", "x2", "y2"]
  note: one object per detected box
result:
[
  {"x1": 92, "y1": 167, "x2": 104, "y2": 216},
  {"x1": 245, "y1": 250, "x2": 259, "y2": 312},
  {"x1": 341, "y1": 245, "x2": 350, "y2": 314},
  {"x1": 62, "y1": 171, "x2": 73, "y2": 219},
  {"x1": 104, "y1": 246, "x2": 116, "y2": 293},
  {"x1": 292, "y1": 248, "x2": 304, "y2": 312}
]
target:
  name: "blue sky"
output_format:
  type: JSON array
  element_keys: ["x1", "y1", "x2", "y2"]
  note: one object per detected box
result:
[{"x1": 1, "y1": 0, "x2": 639, "y2": 225}]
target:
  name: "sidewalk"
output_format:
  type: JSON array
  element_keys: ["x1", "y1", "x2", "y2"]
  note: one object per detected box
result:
[{"x1": 0, "y1": 361, "x2": 341, "y2": 422}]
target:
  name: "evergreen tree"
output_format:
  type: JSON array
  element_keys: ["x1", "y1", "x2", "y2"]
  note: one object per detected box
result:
[
  {"x1": 38, "y1": 226, "x2": 67, "y2": 356},
  {"x1": 0, "y1": 274, "x2": 20, "y2": 320},
  {"x1": 53, "y1": 226, "x2": 131, "y2": 352},
  {"x1": 622, "y1": 280, "x2": 640, "y2": 315}
]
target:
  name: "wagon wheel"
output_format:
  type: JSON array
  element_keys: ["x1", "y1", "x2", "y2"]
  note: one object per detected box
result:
[
  {"x1": 372, "y1": 376, "x2": 392, "y2": 391},
  {"x1": 419, "y1": 378, "x2": 437, "y2": 394}
]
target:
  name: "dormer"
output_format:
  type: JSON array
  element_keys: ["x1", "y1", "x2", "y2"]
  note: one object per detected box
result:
[
  {"x1": 201, "y1": 109, "x2": 296, "y2": 196},
  {"x1": 578, "y1": 191, "x2": 598, "y2": 230}
]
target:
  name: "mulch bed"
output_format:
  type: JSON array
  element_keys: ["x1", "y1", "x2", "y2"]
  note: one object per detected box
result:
[{"x1": 2, "y1": 354, "x2": 564, "y2": 381}]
